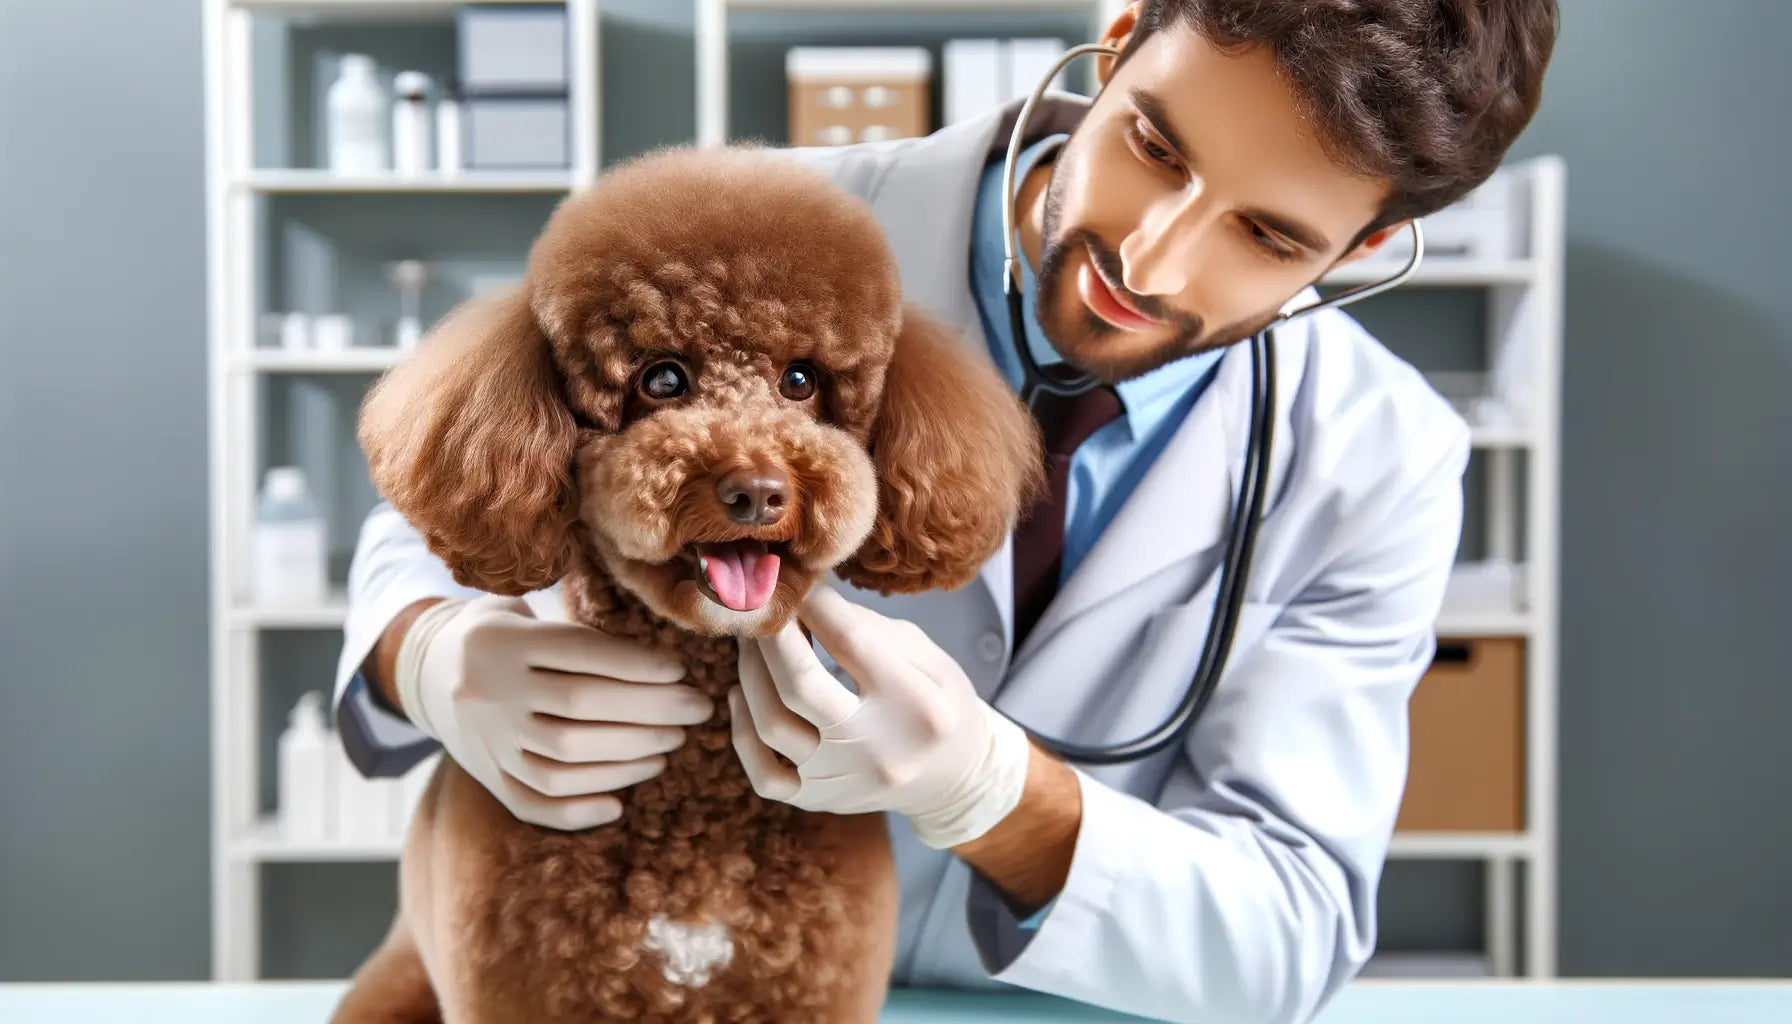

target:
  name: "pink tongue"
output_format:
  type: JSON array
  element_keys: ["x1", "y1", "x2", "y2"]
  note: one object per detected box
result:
[{"x1": 702, "y1": 543, "x2": 781, "y2": 612}]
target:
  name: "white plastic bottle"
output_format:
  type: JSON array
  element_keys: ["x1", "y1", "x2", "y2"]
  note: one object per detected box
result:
[
  {"x1": 327, "y1": 54, "x2": 388, "y2": 175},
  {"x1": 253, "y1": 467, "x2": 328, "y2": 607},
  {"x1": 435, "y1": 89, "x2": 463, "y2": 177},
  {"x1": 278, "y1": 691, "x2": 333, "y2": 842},
  {"x1": 391, "y1": 70, "x2": 433, "y2": 176}
]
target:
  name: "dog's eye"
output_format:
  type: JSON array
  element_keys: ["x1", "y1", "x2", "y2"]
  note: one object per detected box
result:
[
  {"x1": 779, "y1": 363, "x2": 818, "y2": 401},
  {"x1": 640, "y1": 361, "x2": 689, "y2": 400}
]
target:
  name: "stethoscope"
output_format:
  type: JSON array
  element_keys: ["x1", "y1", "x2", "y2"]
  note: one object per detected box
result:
[{"x1": 999, "y1": 43, "x2": 1426, "y2": 765}]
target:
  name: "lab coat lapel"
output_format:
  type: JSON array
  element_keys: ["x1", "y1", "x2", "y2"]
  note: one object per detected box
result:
[{"x1": 1015, "y1": 317, "x2": 1308, "y2": 663}]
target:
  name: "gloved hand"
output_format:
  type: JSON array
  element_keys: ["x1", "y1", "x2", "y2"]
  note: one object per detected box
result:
[
  {"x1": 394, "y1": 594, "x2": 711, "y2": 830},
  {"x1": 728, "y1": 583, "x2": 1031, "y2": 849}
]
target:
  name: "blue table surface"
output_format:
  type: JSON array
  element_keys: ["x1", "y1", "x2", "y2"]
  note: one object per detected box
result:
[{"x1": 0, "y1": 980, "x2": 1789, "y2": 1023}]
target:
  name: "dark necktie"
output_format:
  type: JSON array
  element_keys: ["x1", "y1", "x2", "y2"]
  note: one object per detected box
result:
[{"x1": 1011, "y1": 384, "x2": 1125, "y2": 649}]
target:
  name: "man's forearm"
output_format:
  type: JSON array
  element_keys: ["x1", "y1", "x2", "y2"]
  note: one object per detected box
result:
[
  {"x1": 364, "y1": 597, "x2": 444, "y2": 719},
  {"x1": 953, "y1": 741, "x2": 1082, "y2": 916}
]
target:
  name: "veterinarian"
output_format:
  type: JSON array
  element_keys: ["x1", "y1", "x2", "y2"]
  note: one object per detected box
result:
[{"x1": 331, "y1": 2, "x2": 1558, "y2": 1021}]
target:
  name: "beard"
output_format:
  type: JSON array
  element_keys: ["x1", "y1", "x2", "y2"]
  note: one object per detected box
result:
[{"x1": 1034, "y1": 172, "x2": 1285, "y2": 384}]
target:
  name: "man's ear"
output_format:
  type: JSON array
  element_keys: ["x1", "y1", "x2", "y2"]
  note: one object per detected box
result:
[
  {"x1": 836, "y1": 306, "x2": 1045, "y2": 596},
  {"x1": 1334, "y1": 220, "x2": 1412, "y2": 268},
  {"x1": 357, "y1": 284, "x2": 579, "y2": 595},
  {"x1": 1094, "y1": 1, "x2": 1144, "y2": 86}
]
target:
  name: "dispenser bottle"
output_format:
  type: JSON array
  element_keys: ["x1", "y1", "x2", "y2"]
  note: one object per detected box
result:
[
  {"x1": 327, "y1": 54, "x2": 388, "y2": 174},
  {"x1": 391, "y1": 70, "x2": 433, "y2": 175},
  {"x1": 253, "y1": 467, "x2": 328, "y2": 606}
]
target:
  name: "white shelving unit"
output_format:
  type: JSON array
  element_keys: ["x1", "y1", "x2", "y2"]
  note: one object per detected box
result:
[
  {"x1": 1320, "y1": 156, "x2": 1567, "y2": 981},
  {"x1": 205, "y1": 0, "x2": 1563, "y2": 988},
  {"x1": 202, "y1": 0, "x2": 602, "y2": 981}
]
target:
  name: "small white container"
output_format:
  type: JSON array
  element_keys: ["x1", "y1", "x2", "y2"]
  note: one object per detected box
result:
[
  {"x1": 312, "y1": 314, "x2": 354, "y2": 351},
  {"x1": 327, "y1": 54, "x2": 388, "y2": 175},
  {"x1": 392, "y1": 70, "x2": 433, "y2": 176},
  {"x1": 253, "y1": 466, "x2": 328, "y2": 607},
  {"x1": 277, "y1": 691, "x2": 333, "y2": 842},
  {"x1": 279, "y1": 312, "x2": 311, "y2": 352},
  {"x1": 436, "y1": 92, "x2": 463, "y2": 176}
]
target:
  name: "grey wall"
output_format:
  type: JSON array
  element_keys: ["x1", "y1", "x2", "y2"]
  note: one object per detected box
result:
[
  {"x1": 2, "y1": 0, "x2": 1788, "y2": 983},
  {"x1": 0, "y1": 0, "x2": 212, "y2": 980}
]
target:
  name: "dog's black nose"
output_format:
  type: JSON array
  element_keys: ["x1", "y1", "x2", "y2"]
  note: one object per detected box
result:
[{"x1": 716, "y1": 468, "x2": 789, "y2": 526}]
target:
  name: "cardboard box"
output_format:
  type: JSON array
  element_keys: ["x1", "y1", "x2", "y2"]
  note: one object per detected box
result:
[
  {"x1": 1395, "y1": 636, "x2": 1526, "y2": 832},
  {"x1": 787, "y1": 47, "x2": 931, "y2": 148}
]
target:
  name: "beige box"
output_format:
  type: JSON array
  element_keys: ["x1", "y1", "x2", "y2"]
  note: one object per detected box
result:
[
  {"x1": 786, "y1": 47, "x2": 932, "y2": 148},
  {"x1": 1395, "y1": 636, "x2": 1526, "y2": 833}
]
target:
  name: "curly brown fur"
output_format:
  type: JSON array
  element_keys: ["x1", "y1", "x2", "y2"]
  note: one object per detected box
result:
[{"x1": 334, "y1": 145, "x2": 1042, "y2": 1024}]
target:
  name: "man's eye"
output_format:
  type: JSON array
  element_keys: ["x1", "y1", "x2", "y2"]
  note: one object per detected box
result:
[
  {"x1": 1249, "y1": 222, "x2": 1297, "y2": 261},
  {"x1": 1130, "y1": 121, "x2": 1176, "y2": 166},
  {"x1": 640, "y1": 361, "x2": 689, "y2": 400}
]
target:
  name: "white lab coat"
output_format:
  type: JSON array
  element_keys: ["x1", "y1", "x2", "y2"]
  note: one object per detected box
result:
[{"x1": 332, "y1": 95, "x2": 1469, "y2": 1024}]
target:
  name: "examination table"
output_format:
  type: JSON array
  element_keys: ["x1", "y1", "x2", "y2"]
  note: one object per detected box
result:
[{"x1": 1, "y1": 980, "x2": 1789, "y2": 1022}]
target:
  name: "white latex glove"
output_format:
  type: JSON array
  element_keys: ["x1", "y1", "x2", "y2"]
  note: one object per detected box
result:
[
  {"x1": 728, "y1": 583, "x2": 1032, "y2": 849},
  {"x1": 394, "y1": 594, "x2": 711, "y2": 830}
]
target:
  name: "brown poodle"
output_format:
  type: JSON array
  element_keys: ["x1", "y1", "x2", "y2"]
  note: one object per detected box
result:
[{"x1": 328, "y1": 145, "x2": 1043, "y2": 1024}]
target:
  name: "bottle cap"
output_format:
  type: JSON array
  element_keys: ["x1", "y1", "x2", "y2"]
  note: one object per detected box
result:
[
  {"x1": 264, "y1": 466, "x2": 310, "y2": 503},
  {"x1": 340, "y1": 53, "x2": 378, "y2": 76},
  {"x1": 290, "y1": 690, "x2": 327, "y2": 732},
  {"x1": 394, "y1": 71, "x2": 432, "y2": 98}
]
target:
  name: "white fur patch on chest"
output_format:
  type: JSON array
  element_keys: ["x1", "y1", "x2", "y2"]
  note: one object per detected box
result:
[{"x1": 643, "y1": 914, "x2": 735, "y2": 987}]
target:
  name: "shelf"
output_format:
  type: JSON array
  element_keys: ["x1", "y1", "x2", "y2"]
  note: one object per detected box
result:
[
  {"x1": 231, "y1": 0, "x2": 559, "y2": 20},
  {"x1": 1436, "y1": 561, "x2": 1530, "y2": 637},
  {"x1": 1469, "y1": 423, "x2": 1534, "y2": 449},
  {"x1": 1359, "y1": 951, "x2": 1495, "y2": 979},
  {"x1": 235, "y1": 818, "x2": 402, "y2": 863},
  {"x1": 1320, "y1": 258, "x2": 1537, "y2": 287},
  {"x1": 231, "y1": 593, "x2": 349, "y2": 630},
  {"x1": 1390, "y1": 831, "x2": 1534, "y2": 859},
  {"x1": 238, "y1": 348, "x2": 402, "y2": 373},
  {"x1": 237, "y1": 169, "x2": 574, "y2": 194},
  {"x1": 1434, "y1": 605, "x2": 1531, "y2": 638}
]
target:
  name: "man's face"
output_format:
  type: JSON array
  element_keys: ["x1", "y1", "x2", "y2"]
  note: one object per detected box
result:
[{"x1": 1029, "y1": 15, "x2": 1401, "y2": 382}]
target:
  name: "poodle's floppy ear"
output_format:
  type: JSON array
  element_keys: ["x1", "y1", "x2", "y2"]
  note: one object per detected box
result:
[
  {"x1": 357, "y1": 284, "x2": 579, "y2": 595},
  {"x1": 837, "y1": 305, "x2": 1044, "y2": 595}
]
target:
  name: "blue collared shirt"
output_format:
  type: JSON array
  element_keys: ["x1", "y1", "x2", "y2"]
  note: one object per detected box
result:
[{"x1": 968, "y1": 134, "x2": 1222, "y2": 585}]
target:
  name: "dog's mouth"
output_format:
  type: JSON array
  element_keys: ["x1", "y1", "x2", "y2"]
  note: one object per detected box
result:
[{"x1": 680, "y1": 539, "x2": 791, "y2": 613}]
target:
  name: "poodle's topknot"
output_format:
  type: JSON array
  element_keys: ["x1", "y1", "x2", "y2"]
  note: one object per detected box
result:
[{"x1": 526, "y1": 146, "x2": 904, "y2": 356}]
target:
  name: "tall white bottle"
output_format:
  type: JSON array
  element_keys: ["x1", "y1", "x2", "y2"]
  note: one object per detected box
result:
[
  {"x1": 435, "y1": 90, "x2": 463, "y2": 177},
  {"x1": 253, "y1": 467, "x2": 328, "y2": 607},
  {"x1": 327, "y1": 54, "x2": 388, "y2": 175},
  {"x1": 278, "y1": 691, "x2": 332, "y2": 842},
  {"x1": 391, "y1": 71, "x2": 433, "y2": 176}
]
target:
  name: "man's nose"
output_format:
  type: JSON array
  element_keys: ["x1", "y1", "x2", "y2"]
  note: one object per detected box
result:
[
  {"x1": 1121, "y1": 178, "x2": 1213, "y2": 298},
  {"x1": 715, "y1": 467, "x2": 790, "y2": 526}
]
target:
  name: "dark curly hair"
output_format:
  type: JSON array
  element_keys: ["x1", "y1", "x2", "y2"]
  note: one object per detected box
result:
[{"x1": 1119, "y1": 0, "x2": 1560, "y2": 247}]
